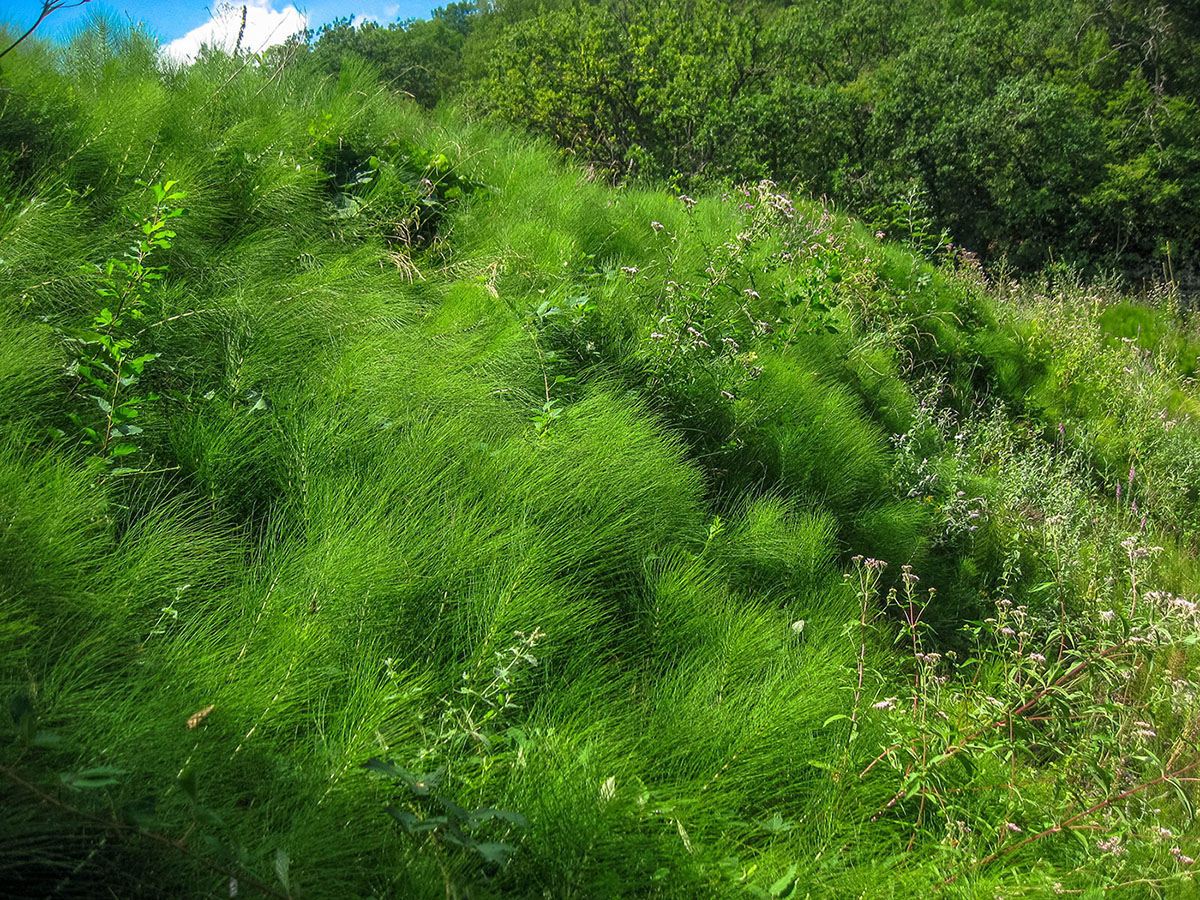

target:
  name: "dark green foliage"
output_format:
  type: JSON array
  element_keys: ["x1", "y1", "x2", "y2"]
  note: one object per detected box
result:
[{"x1": 298, "y1": 0, "x2": 1200, "y2": 284}]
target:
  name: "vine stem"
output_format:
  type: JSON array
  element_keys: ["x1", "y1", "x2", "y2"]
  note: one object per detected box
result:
[{"x1": 0, "y1": 763, "x2": 288, "y2": 899}]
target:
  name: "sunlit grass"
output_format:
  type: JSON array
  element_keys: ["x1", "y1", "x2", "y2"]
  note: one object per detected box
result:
[{"x1": 1, "y1": 19, "x2": 1198, "y2": 900}]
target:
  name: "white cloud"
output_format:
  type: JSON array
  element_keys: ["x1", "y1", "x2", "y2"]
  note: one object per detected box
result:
[
  {"x1": 350, "y1": 5, "x2": 402, "y2": 26},
  {"x1": 161, "y1": 1, "x2": 308, "y2": 64}
]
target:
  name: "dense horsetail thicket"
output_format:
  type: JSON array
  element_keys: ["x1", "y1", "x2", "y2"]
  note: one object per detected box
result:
[{"x1": 2, "y1": 21, "x2": 1200, "y2": 900}]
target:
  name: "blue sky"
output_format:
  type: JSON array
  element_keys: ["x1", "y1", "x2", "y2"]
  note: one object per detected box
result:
[{"x1": 3, "y1": 0, "x2": 440, "y2": 59}]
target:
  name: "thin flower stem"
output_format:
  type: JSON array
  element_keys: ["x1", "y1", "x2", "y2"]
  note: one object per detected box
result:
[{"x1": 942, "y1": 758, "x2": 1200, "y2": 886}]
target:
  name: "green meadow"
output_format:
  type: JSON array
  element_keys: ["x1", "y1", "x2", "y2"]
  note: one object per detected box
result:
[{"x1": 1, "y1": 20, "x2": 1199, "y2": 899}]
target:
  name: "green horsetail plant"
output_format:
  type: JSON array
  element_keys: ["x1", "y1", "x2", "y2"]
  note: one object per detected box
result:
[{"x1": 61, "y1": 180, "x2": 185, "y2": 473}]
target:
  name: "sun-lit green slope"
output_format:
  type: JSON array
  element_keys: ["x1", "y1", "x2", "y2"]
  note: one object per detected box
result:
[{"x1": 2, "y1": 22, "x2": 1199, "y2": 900}]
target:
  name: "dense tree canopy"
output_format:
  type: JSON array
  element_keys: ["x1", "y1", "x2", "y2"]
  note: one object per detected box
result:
[{"x1": 297, "y1": 0, "x2": 1200, "y2": 284}]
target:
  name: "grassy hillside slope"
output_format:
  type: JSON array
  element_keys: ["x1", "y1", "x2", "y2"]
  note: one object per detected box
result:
[{"x1": 1, "y1": 23, "x2": 1199, "y2": 900}]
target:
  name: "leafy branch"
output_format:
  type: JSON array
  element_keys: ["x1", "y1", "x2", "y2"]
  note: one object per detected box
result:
[
  {"x1": 61, "y1": 180, "x2": 186, "y2": 471},
  {"x1": 0, "y1": 763, "x2": 289, "y2": 899}
]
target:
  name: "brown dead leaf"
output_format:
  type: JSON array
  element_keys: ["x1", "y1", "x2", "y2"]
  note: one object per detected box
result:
[{"x1": 187, "y1": 704, "x2": 215, "y2": 729}]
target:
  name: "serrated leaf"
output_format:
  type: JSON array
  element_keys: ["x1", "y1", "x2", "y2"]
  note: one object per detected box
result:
[
  {"x1": 469, "y1": 808, "x2": 529, "y2": 828},
  {"x1": 386, "y1": 805, "x2": 423, "y2": 834},
  {"x1": 362, "y1": 757, "x2": 408, "y2": 780},
  {"x1": 769, "y1": 863, "x2": 798, "y2": 898},
  {"x1": 474, "y1": 841, "x2": 515, "y2": 864},
  {"x1": 123, "y1": 794, "x2": 157, "y2": 829},
  {"x1": 62, "y1": 766, "x2": 125, "y2": 790}
]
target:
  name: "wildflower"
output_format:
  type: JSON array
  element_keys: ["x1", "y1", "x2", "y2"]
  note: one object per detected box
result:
[
  {"x1": 650, "y1": 221, "x2": 664, "y2": 232},
  {"x1": 1096, "y1": 836, "x2": 1125, "y2": 854},
  {"x1": 873, "y1": 697, "x2": 897, "y2": 710},
  {"x1": 650, "y1": 332, "x2": 665, "y2": 340},
  {"x1": 1172, "y1": 847, "x2": 1195, "y2": 865},
  {"x1": 875, "y1": 231, "x2": 885, "y2": 239},
  {"x1": 999, "y1": 626, "x2": 1016, "y2": 636},
  {"x1": 743, "y1": 288, "x2": 759, "y2": 299},
  {"x1": 1157, "y1": 827, "x2": 1174, "y2": 839},
  {"x1": 1100, "y1": 610, "x2": 1115, "y2": 623},
  {"x1": 1006, "y1": 822, "x2": 1022, "y2": 834},
  {"x1": 1028, "y1": 653, "x2": 1046, "y2": 664},
  {"x1": 678, "y1": 195, "x2": 696, "y2": 208}
]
